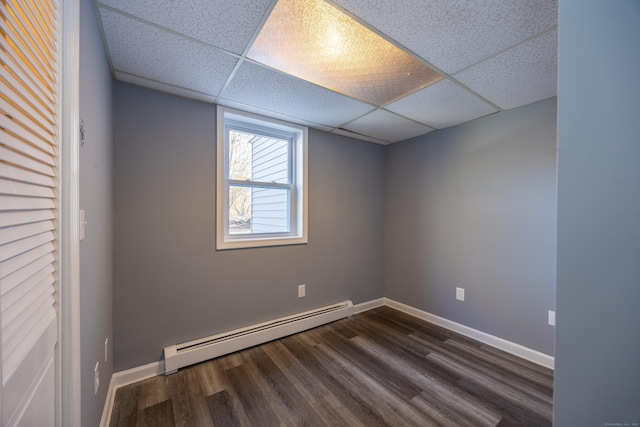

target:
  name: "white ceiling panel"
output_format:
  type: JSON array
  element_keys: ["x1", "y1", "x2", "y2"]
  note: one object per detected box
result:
[
  {"x1": 218, "y1": 61, "x2": 376, "y2": 127},
  {"x1": 95, "y1": 0, "x2": 558, "y2": 144},
  {"x1": 331, "y1": 128, "x2": 389, "y2": 145},
  {"x1": 100, "y1": 9, "x2": 239, "y2": 96},
  {"x1": 343, "y1": 110, "x2": 434, "y2": 143},
  {"x1": 97, "y1": 0, "x2": 273, "y2": 55},
  {"x1": 454, "y1": 29, "x2": 558, "y2": 110},
  {"x1": 385, "y1": 79, "x2": 498, "y2": 129},
  {"x1": 217, "y1": 99, "x2": 334, "y2": 132},
  {"x1": 329, "y1": 0, "x2": 557, "y2": 74},
  {"x1": 114, "y1": 72, "x2": 218, "y2": 104}
]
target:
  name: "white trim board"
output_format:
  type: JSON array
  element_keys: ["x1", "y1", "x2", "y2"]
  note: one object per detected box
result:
[
  {"x1": 100, "y1": 297, "x2": 553, "y2": 425},
  {"x1": 384, "y1": 298, "x2": 555, "y2": 370},
  {"x1": 99, "y1": 375, "x2": 116, "y2": 427},
  {"x1": 58, "y1": 0, "x2": 82, "y2": 425},
  {"x1": 99, "y1": 361, "x2": 164, "y2": 427},
  {"x1": 353, "y1": 298, "x2": 385, "y2": 314}
]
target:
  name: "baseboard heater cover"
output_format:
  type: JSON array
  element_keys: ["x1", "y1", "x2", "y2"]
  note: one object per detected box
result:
[{"x1": 163, "y1": 300, "x2": 353, "y2": 374}]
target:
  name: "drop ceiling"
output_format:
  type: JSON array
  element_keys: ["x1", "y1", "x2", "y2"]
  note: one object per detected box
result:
[{"x1": 94, "y1": 0, "x2": 557, "y2": 144}]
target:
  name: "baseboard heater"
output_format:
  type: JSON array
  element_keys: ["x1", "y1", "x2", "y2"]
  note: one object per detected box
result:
[{"x1": 163, "y1": 300, "x2": 353, "y2": 374}]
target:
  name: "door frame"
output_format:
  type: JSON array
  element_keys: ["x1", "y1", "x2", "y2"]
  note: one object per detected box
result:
[{"x1": 57, "y1": 0, "x2": 81, "y2": 425}]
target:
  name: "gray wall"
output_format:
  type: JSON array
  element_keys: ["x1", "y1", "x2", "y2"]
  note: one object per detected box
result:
[
  {"x1": 112, "y1": 82, "x2": 385, "y2": 370},
  {"x1": 554, "y1": 1, "x2": 640, "y2": 425},
  {"x1": 385, "y1": 97, "x2": 557, "y2": 355},
  {"x1": 79, "y1": 0, "x2": 113, "y2": 425}
]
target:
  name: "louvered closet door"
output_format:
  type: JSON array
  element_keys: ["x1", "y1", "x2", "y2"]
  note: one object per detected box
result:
[{"x1": 0, "y1": 0, "x2": 59, "y2": 425}]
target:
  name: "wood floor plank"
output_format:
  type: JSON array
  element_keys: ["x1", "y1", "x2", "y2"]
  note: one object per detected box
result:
[
  {"x1": 110, "y1": 307, "x2": 553, "y2": 427},
  {"x1": 262, "y1": 340, "x2": 368, "y2": 427},
  {"x1": 136, "y1": 375, "x2": 171, "y2": 411},
  {"x1": 110, "y1": 382, "x2": 140, "y2": 427},
  {"x1": 311, "y1": 341, "x2": 427, "y2": 426},
  {"x1": 281, "y1": 334, "x2": 391, "y2": 426},
  {"x1": 459, "y1": 378, "x2": 552, "y2": 427},
  {"x1": 223, "y1": 362, "x2": 282, "y2": 426},
  {"x1": 318, "y1": 327, "x2": 423, "y2": 400},
  {"x1": 137, "y1": 400, "x2": 175, "y2": 427},
  {"x1": 189, "y1": 359, "x2": 229, "y2": 397},
  {"x1": 445, "y1": 338, "x2": 553, "y2": 394},
  {"x1": 206, "y1": 389, "x2": 252, "y2": 427},
  {"x1": 349, "y1": 334, "x2": 503, "y2": 426},
  {"x1": 427, "y1": 352, "x2": 552, "y2": 420},
  {"x1": 247, "y1": 346, "x2": 327, "y2": 426},
  {"x1": 408, "y1": 330, "x2": 553, "y2": 408},
  {"x1": 166, "y1": 369, "x2": 214, "y2": 427},
  {"x1": 347, "y1": 315, "x2": 464, "y2": 386}
]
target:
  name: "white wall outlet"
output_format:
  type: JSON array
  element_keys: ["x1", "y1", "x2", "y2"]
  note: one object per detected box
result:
[
  {"x1": 105, "y1": 338, "x2": 109, "y2": 363},
  {"x1": 456, "y1": 287, "x2": 465, "y2": 301},
  {"x1": 298, "y1": 284, "x2": 305, "y2": 298},
  {"x1": 548, "y1": 310, "x2": 556, "y2": 326},
  {"x1": 94, "y1": 362, "x2": 100, "y2": 395}
]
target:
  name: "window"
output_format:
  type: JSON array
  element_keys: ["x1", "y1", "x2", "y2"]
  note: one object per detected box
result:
[{"x1": 217, "y1": 107, "x2": 308, "y2": 249}]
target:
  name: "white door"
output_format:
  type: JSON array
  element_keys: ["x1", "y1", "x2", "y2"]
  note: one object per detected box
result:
[{"x1": 0, "y1": 0, "x2": 61, "y2": 425}]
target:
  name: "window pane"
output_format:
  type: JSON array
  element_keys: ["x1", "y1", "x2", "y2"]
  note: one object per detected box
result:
[
  {"x1": 229, "y1": 186, "x2": 252, "y2": 234},
  {"x1": 229, "y1": 129, "x2": 290, "y2": 184},
  {"x1": 252, "y1": 136, "x2": 290, "y2": 184},
  {"x1": 228, "y1": 130, "x2": 254, "y2": 181},
  {"x1": 229, "y1": 185, "x2": 290, "y2": 234}
]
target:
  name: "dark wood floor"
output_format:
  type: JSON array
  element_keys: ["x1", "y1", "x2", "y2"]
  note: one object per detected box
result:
[{"x1": 109, "y1": 306, "x2": 553, "y2": 426}]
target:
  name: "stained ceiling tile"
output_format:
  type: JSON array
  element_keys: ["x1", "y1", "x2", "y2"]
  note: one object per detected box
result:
[
  {"x1": 218, "y1": 61, "x2": 376, "y2": 127},
  {"x1": 97, "y1": 0, "x2": 273, "y2": 54},
  {"x1": 330, "y1": 0, "x2": 557, "y2": 73},
  {"x1": 100, "y1": 9, "x2": 238, "y2": 96},
  {"x1": 385, "y1": 79, "x2": 498, "y2": 129},
  {"x1": 343, "y1": 109, "x2": 434, "y2": 143},
  {"x1": 454, "y1": 29, "x2": 557, "y2": 110}
]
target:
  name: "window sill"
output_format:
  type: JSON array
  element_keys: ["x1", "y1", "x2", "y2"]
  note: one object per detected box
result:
[{"x1": 216, "y1": 235, "x2": 308, "y2": 250}]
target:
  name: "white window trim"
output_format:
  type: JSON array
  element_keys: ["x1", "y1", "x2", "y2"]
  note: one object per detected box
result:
[{"x1": 216, "y1": 106, "x2": 308, "y2": 250}]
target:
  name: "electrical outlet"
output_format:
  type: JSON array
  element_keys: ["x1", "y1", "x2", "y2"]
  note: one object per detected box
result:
[
  {"x1": 94, "y1": 362, "x2": 100, "y2": 395},
  {"x1": 456, "y1": 287, "x2": 465, "y2": 301},
  {"x1": 105, "y1": 338, "x2": 109, "y2": 363},
  {"x1": 298, "y1": 284, "x2": 305, "y2": 298},
  {"x1": 548, "y1": 310, "x2": 556, "y2": 326}
]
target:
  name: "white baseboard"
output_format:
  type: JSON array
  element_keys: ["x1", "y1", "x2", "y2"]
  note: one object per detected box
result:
[
  {"x1": 353, "y1": 298, "x2": 385, "y2": 314},
  {"x1": 99, "y1": 375, "x2": 116, "y2": 427},
  {"x1": 384, "y1": 298, "x2": 555, "y2": 370},
  {"x1": 100, "y1": 297, "x2": 554, "y2": 424},
  {"x1": 99, "y1": 361, "x2": 163, "y2": 427}
]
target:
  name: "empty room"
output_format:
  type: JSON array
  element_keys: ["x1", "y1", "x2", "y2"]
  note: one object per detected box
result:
[{"x1": 0, "y1": 0, "x2": 638, "y2": 426}]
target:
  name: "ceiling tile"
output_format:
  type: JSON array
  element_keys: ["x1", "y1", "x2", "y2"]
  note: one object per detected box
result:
[
  {"x1": 386, "y1": 79, "x2": 497, "y2": 129},
  {"x1": 114, "y1": 72, "x2": 218, "y2": 104},
  {"x1": 343, "y1": 109, "x2": 434, "y2": 143},
  {"x1": 218, "y1": 61, "x2": 376, "y2": 127},
  {"x1": 330, "y1": 0, "x2": 557, "y2": 73},
  {"x1": 454, "y1": 29, "x2": 557, "y2": 110},
  {"x1": 97, "y1": 0, "x2": 273, "y2": 54},
  {"x1": 247, "y1": 0, "x2": 442, "y2": 107},
  {"x1": 331, "y1": 128, "x2": 389, "y2": 145},
  {"x1": 216, "y1": 99, "x2": 334, "y2": 132},
  {"x1": 99, "y1": 8, "x2": 239, "y2": 96}
]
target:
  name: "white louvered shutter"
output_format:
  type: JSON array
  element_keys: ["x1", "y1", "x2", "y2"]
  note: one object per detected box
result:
[{"x1": 0, "y1": 0, "x2": 59, "y2": 424}]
